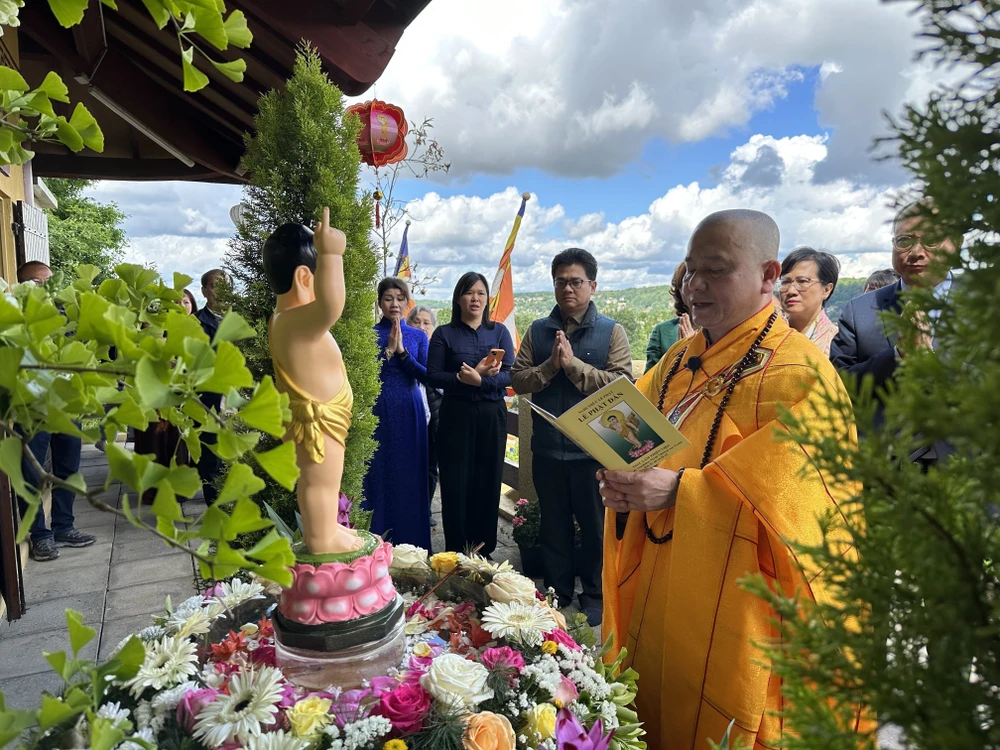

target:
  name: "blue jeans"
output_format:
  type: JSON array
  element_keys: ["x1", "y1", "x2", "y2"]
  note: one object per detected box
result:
[{"x1": 18, "y1": 431, "x2": 82, "y2": 541}]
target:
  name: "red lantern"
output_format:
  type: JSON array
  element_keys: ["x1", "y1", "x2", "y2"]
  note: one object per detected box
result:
[{"x1": 346, "y1": 99, "x2": 409, "y2": 168}]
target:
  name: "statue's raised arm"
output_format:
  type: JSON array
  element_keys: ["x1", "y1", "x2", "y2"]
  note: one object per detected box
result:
[{"x1": 263, "y1": 208, "x2": 362, "y2": 554}]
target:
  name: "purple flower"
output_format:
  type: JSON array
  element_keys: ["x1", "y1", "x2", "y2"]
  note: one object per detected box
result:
[
  {"x1": 480, "y1": 646, "x2": 525, "y2": 672},
  {"x1": 555, "y1": 709, "x2": 614, "y2": 750},
  {"x1": 330, "y1": 687, "x2": 372, "y2": 727},
  {"x1": 338, "y1": 493, "x2": 353, "y2": 527}
]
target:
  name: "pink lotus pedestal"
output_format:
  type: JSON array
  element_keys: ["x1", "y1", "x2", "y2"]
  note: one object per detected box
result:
[{"x1": 272, "y1": 532, "x2": 406, "y2": 690}]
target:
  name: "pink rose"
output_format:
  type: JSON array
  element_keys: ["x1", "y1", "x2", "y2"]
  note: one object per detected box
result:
[
  {"x1": 555, "y1": 675, "x2": 579, "y2": 706},
  {"x1": 544, "y1": 629, "x2": 581, "y2": 652},
  {"x1": 176, "y1": 688, "x2": 220, "y2": 731},
  {"x1": 372, "y1": 683, "x2": 432, "y2": 735},
  {"x1": 480, "y1": 646, "x2": 525, "y2": 672}
]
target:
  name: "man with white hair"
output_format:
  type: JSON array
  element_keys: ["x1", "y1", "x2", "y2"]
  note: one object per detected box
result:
[{"x1": 601, "y1": 209, "x2": 863, "y2": 749}]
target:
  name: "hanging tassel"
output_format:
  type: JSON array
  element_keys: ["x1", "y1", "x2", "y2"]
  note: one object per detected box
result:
[{"x1": 373, "y1": 189, "x2": 383, "y2": 229}]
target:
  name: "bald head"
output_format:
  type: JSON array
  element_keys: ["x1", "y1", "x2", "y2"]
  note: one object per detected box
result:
[
  {"x1": 691, "y1": 209, "x2": 780, "y2": 262},
  {"x1": 17, "y1": 261, "x2": 52, "y2": 284},
  {"x1": 683, "y1": 209, "x2": 783, "y2": 342}
]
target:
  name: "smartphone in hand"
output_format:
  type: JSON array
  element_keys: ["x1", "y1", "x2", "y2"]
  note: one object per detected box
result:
[{"x1": 485, "y1": 348, "x2": 505, "y2": 368}]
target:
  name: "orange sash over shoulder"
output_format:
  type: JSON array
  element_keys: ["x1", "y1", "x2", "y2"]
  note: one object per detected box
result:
[{"x1": 603, "y1": 303, "x2": 861, "y2": 750}]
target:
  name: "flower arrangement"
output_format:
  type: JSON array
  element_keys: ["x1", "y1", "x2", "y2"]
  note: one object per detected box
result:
[
  {"x1": 6, "y1": 555, "x2": 645, "y2": 750},
  {"x1": 511, "y1": 498, "x2": 540, "y2": 549},
  {"x1": 626, "y1": 441, "x2": 655, "y2": 460}
]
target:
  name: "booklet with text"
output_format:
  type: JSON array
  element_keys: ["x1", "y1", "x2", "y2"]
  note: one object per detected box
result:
[{"x1": 527, "y1": 376, "x2": 690, "y2": 471}]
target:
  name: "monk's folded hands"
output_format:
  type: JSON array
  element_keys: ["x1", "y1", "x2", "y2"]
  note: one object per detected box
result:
[{"x1": 597, "y1": 467, "x2": 680, "y2": 513}]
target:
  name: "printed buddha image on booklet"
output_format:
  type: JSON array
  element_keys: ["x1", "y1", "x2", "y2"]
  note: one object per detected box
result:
[{"x1": 527, "y1": 375, "x2": 690, "y2": 471}]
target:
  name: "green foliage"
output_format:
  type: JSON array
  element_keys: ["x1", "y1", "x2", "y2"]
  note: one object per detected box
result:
[
  {"x1": 224, "y1": 44, "x2": 380, "y2": 533},
  {"x1": 0, "y1": 2, "x2": 252, "y2": 165},
  {"x1": 44, "y1": 179, "x2": 127, "y2": 279},
  {"x1": 750, "y1": 3, "x2": 1000, "y2": 748},
  {"x1": 0, "y1": 263, "x2": 298, "y2": 587}
]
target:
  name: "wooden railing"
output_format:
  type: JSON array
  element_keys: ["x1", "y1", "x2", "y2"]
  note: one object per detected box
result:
[{"x1": 502, "y1": 409, "x2": 519, "y2": 491}]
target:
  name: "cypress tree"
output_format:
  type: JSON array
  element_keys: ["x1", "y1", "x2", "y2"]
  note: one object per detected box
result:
[{"x1": 225, "y1": 44, "x2": 379, "y2": 525}]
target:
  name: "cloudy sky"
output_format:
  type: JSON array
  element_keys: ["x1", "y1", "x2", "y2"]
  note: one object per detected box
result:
[{"x1": 91, "y1": 0, "x2": 940, "y2": 301}]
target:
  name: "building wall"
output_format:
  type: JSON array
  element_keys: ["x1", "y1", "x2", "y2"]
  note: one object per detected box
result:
[{"x1": 0, "y1": 27, "x2": 24, "y2": 284}]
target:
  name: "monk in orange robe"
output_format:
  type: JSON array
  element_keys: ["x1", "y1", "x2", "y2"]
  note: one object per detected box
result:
[{"x1": 601, "y1": 209, "x2": 860, "y2": 750}]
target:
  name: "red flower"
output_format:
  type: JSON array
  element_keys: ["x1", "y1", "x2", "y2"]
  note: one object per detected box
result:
[
  {"x1": 211, "y1": 630, "x2": 248, "y2": 661},
  {"x1": 372, "y1": 683, "x2": 432, "y2": 735}
]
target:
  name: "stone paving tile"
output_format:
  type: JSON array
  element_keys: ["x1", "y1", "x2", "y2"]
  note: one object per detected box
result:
[
  {"x1": 111, "y1": 537, "x2": 189, "y2": 564},
  {"x1": 0, "y1": 628, "x2": 98, "y2": 679},
  {"x1": 23, "y1": 552, "x2": 112, "y2": 601},
  {"x1": 73, "y1": 511, "x2": 118, "y2": 532},
  {"x1": 99, "y1": 613, "x2": 161, "y2": 662},
  {"x1": 108, "y1": 553, "x2": 195, "y2": 590},
  {"x1": 0, "y1": 670, "x2": 66, "y2": 710},
  {"x1": 2, "y1": 590, "x2": 105, "y2": 638},
  {"x1": 104, "y1": 576, "x2": 196, "y2": 621}
]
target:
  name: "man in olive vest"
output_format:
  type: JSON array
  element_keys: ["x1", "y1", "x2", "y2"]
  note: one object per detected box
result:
[{"x1": 512, "y1": 248, "x2": 632, "y2": 625}]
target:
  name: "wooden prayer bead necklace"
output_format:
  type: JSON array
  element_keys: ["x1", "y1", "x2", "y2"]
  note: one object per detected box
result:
[{"x1": 642, "y1": 311, "x2": 778, "y2": 544}]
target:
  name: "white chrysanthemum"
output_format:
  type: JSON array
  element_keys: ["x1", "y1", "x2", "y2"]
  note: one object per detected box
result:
[
  {"x1": 193, "y1": 666, "x2": 284, "y2": 748},
  {"x1": 211, "y1": 579, "x2": 265, "y2": 609},
  {"x1": 96, "y1": 701, "x2": 130, "y2": 727},
  {"x1": 137, "y1": 625, "x2": 166, "y2": 642},
  {"x1": 459, "y1": 553, "x2": 514, "y2": 577},
  {"x1": 481, "y1": 601, "x2": 556, "y2": 647},
  {"x1": 243, "y1": 729, "x2": 309, "y2": 750},
  {"x1": 166, "y1": 607, "x2": 214, "y2": 638},
  {"x1": 134, "y1": 700, "x2": 166, "y2": 735},
  {"x1": 119, "y1": 727, "x2": 154, "y2": 750},
  {"x1": 125, "y1": 636, "x2": 199, "y2": 698},
  {"x1": 150, "y1": 680, "x2": 200, "y2": 713}
]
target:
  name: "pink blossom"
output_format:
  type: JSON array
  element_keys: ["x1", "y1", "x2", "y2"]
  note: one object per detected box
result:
[
  {"x1": 331, "y1": 687, "x2": 372, "y2": 727},
  {"x1": 512, "y1": 516, "x2": 525, "y2": 527},
  {"x1": 555, "y1": 675, "x2": 579, "y2": 706},
  {"x1": 516, "y1": 498, "x2": 528, "y2": 506},
  {"x1": 544, "y1": 628, "x2": 582, "y2": 652},
  {"x1": 372, "y1": 683, "x2": 432, "y2": 735},
  {"x1": 408, "y1": 643, "x2": 442, "y2": 671},
  {"x1": 176, "y1": 688, "x2": 220, "y2": 731},
  {"x1": 480, "y1": 646, "x2": 526, "y2": 672},
  {"x1": 555, "y1": 708, "x2": 614, "y2": 750},
  {"x1": 338, "y1": 493, "x2": 353, "y2": 527}
]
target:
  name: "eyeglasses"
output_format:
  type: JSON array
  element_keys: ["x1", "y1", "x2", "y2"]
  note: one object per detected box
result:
[
  {"x1": 777, "y1": 276, "x2": 821, "y2": 292},
  {"x1": 554, "y1": 278, "x2": 589, "y2": 290},
  {"x1": 893, "y1": 234, "x2": 946, "y2": 250}
]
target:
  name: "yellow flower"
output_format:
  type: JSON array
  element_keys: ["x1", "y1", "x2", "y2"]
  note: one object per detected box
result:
[
  {"x1": 524, "y1": 703, "x2": 557, "y2": 741},
  {"x1": 413, "y1": 641, "x2": 433, "y2": 658},
  {"x1": 287, "y1": 695, "x2": 333, "y2": 737},
  {"x1": 430, "y1": 551, "x2": 460, "y2": 574},
  {"x1": 541, "y1": 640, "x2": 559, "y2": 655},
  {"x1": 384, "y1": 741, "x2": 408, "y2": 750}
]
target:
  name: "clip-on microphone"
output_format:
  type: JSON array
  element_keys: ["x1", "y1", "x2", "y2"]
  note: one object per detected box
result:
[{"x1": 684, "y1": 355, "x2": 702, "y2": 374}]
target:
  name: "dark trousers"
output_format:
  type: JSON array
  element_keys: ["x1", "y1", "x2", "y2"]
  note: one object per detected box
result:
[
  {"x1": 18, "y1": 431, "x2": 82, "y2": 541},
  {"x1": 532, "y1": 455, "x2": 603, "y2": 608},
  {"x1": 197, "y1": 393, "x2": 224, "y2": 505},
  {"x1": 438, "y1": 399, "x2": 506, "y2": 555}
]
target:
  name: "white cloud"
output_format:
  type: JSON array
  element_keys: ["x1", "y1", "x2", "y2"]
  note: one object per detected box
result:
[
  {"x1": 121, "y1": 235, "x2": 229, "y2": 299},
  {"x1": 369, "y1": 0, "x2": 935, "y2": 182},
  {"x1": 395, "y1": 134, "x2": 901, "y2": 299}
]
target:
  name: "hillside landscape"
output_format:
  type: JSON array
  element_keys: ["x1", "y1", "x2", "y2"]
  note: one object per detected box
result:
[{"x1": 419, "y1": 278, "x2": 869, "y2": 360}]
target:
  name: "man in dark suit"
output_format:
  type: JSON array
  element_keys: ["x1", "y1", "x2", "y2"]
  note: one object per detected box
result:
[
  {"x1": 830, "y1": 202, "x2": 958, "y2": 462},
  {"x1": 195, "y1": 269, "x2": 228, "y2": 504}
]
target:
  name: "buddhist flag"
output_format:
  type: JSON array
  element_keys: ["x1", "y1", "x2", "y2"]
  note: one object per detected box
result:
[
  {"x1": 490, "y1": 192, "x2": 529, "y2": 352},
  {"x1": 394, "y1": 220, "x2": 416, "y2": 313}
]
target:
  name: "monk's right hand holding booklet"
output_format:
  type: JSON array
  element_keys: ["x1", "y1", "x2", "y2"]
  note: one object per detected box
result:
[{"x1": 527, "y1": 375, "x2": 690, "y2": 471}]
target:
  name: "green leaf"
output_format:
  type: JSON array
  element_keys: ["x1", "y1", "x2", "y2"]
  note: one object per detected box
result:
[
  {"x1": 100, "y1": 0, "x2": 119, "y2": 8},
  {"x1": 263, "y1": 501, "x2": 296, "y2": 540},
  {"x1": 135, "y1": 355, "x2": 173, "y2": 409},
  {"x1": 238, "y1": 376, "x2": 286, "y2": 437},
  {"x1": 254, "y1": 557, "x2": 293, "y2": 588},
  {"x1": 166, "y1": 311, "x2": 208, "y2": 359},
  {"x1": 55, "y1": 116, "x2": 84, "y2": 152},
  {"x1": 224, "y1": 497, "x2": 272, "y2": 538},
  {"x1": 213, "y1": 310, "x2": 256, "y2": 344},
  {"x1": 44, "y1": 650, "x2": 68, "y2": 680},
  {"x1": 66, "y1": 609, "x2": 96, "y2": 656},
  {"x1": 254, "y1": 440, "x2": 299, "y2": 491},
  {"x1": 190, "y1": 6, "x2": 228, "y2": 49},
  {"x1": 198, "y1": 340, "x2": 252, "y2": 394},
  {"x1": 96, "y1": 635, "x2": 145, "y2": 684},
  {"x1": 36, "y1": 71, "x2": 70, "y2": 103},
  {"x1": 106, "y1": 443, "x2": 142, "y2": 494},
  {"x1": 0, "y1": 346, "x2": 21, "y2": 390},
  {"x1": 26, "y1": 92, "x2": 56, "y2": 119},
  {"x1": 151, "y1": 482, "x2": 186, "y2": 523},
  {"x1": 15, "y1": 502, "x2": 39, "y2": 544},
  {"x1": 46, "y1": 0, "x2": 91, "y2": 26},
  {"x1": 223, "y1": 9, "x2": 252, "y2": 48},
  {"x1": 181, "y1": 46, "x2": 210, "y2": 92},
  {"x1": 0, "y1": 66, "x2": 29, "y2": 92},
  {"x1": 216, "y1": 461, "x2": 265, "y2": 505},
  {"x1": 210, "y1": 57, "x2": 246, "y2": 83},
  {"x1": 89, "y1": 716, "x2": 127, "y2": 750},
  {"x1": 165, "y1": 462, "x2": 202, "y2": 498},
  {"x1": 139, "y1": 0, "x2": 171, "y2": 28},
  {"x1": 37, "y1": 694, "x2": 78, "y2": 731},
  {"x1": 0, "y1": 436, "x2": 35, "y2": 503},
  {"x1": 69, "y1": 102, "x2": 104, "y2": 152},
  {"x1": 111, "y1": 394, "x2": 151, "y2": 431},
  {"x1": 214, "y1": 427, "x2": 259, "y2": 461}
]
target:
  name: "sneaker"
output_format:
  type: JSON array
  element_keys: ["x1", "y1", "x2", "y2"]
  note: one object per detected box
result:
[
  {"x1": 54, "y1": 528, "x2": 97, "y2": 548},
  {"x1": 582, "y1": 605, "x2": 602, "y2": 627},
  {"x1": 94, "y1": 439, "x2": 106, "y2": 452},
  {"x1": 29, "y1": 537, "x2": 60, "y2": 561}
]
